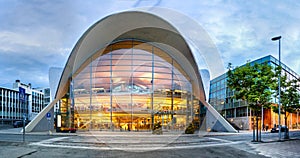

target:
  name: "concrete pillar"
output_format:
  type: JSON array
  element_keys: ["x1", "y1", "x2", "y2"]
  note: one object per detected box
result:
[{"x1": 234, "y1": 108, "x2": 236, "y2": 118}]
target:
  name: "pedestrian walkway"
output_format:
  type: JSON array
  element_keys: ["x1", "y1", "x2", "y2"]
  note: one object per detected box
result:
[
  {"x1": 0, "y1": 127, "x2": 77, "y2": 136},
  {"x1": 29, "y1": 132, "x2": 244, "y2": 152},
  {"x1": 0, "y1": 127, "x2": 22, "y2": 134},
  {"x1": 1, "y1": 127, "x2": 299, "y2": 157},
  {"x1": 0, "y1": 127, "x2": 298, "y2": 143},
  {"x1": 0, "y1": 127, "x2": 245, "y2": 136},
  {"x1": 249, "y1": 139, "x2": 300, "y2": 158},
  {"x1": 0, "y1": 124, "x2": 13, "y2": 130}
]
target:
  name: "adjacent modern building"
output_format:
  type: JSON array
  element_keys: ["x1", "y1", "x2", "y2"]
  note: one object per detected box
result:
[
  {"x1": 0, "y1": 80, "x2": 46, "y2": 124},
  {"x1": 209, "y1": 55, "x2": 300, "y2": 130},
  {"x1": 35, "y1": 88, "x2": 51, "y2": 108},
  {"x1": 26, "y1": 9, "x2": 237, "y2": 133}
]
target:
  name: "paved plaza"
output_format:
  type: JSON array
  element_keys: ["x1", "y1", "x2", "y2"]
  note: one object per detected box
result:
[{"x1": 0, "y1": 127, "x2": 299, "y2": 158}]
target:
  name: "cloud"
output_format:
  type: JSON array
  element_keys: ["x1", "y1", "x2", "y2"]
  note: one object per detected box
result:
[
  {"x1": 0, "y1": 31, "x2": 41, "y2": 52},
  {"x1": 0, "y1": 50, "x2": 66, "y2": 88},
  {"x1": 174, "y1": 0, "x2": 300, "y2": 75},
  {"x1": 0, "y1": 0, "x2": 134, "y2": 88},
  {"x1": 0, "y1": 0, "x2": 299, "y2": 88}
]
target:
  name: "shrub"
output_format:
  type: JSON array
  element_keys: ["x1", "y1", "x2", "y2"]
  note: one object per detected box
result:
[
  {"x1": 185, "y1": 123, "x2": 195, "y2": 134},
  {"x1": 152, "y1": 122, "x2": 162, "y2": 135}
]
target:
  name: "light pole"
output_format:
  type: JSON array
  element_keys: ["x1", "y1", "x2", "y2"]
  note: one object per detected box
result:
[{"x1": 272, "y1": 35, "x2": 282, "y2": 141}]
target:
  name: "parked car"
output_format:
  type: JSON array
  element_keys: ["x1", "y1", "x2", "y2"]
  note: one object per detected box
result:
[
  {"x1": 13, "y1": 121, "x2": 23, "y2": 128},
  {"x1": 13, "y1": 121, "x2": 30, "y2": 128},
  {"x1": 270, "y1": 125, "x2": 288, "y2": 133}
]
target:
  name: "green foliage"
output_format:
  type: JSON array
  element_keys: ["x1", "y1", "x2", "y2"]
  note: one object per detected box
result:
[
  {"x1": 272, "y1": 66, "x2": 300, "y2": 119},
  {"x1": 227, "y1": 62, "x2": 276, "y2": 141},
  {"x1": 227, "y1": 62, "x2": 276, "y2": 111},
  {"x1": 185, "y1": 123, "x2": 195, "y2": 134}
]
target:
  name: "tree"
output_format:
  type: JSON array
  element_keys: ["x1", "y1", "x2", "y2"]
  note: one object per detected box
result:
[
  {"x1": 272, "y1": 67, "x2": 300, "y2": 139},
  {"x1": 227, "y1": 62, "x2": 276, "y2": 142}
]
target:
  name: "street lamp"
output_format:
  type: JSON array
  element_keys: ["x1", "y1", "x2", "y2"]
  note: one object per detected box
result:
[{"x1": 271, "y1": 35, "x2": 282, "y2": 141}]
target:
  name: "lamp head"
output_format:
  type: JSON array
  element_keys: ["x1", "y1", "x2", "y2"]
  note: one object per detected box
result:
[{"x1": 271, "y1": 36, "x2": 281, "y2": 41}]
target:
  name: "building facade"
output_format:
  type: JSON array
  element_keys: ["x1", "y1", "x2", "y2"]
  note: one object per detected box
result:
[
  {"x1": 0, "y1": 86, "x2": 29, "y2": 124},
  {"x1": 0, "y1": 80, "x2": 46, "y2": 124},
  {"x1": 35, "y1": 88, "x2": 51, "y2": 109},
  {"x1": 63, "y1": 40, "x2": 201, "y2": 131},
  {"x1": 26, "y1": 9, "x2": 236, "y2": 133},
  {"x1": 209, "y1": 55, "x2": 300, "y2": 130}
]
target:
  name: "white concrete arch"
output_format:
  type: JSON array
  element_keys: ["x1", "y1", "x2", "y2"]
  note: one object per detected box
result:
[{"x1": 25, "y1": 8, "x2": 236, "y2": 133}]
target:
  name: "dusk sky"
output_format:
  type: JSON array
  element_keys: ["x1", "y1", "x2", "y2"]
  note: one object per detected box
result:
[{"x1": 0, "y1": 0, "x2": 299, "y2": 88}]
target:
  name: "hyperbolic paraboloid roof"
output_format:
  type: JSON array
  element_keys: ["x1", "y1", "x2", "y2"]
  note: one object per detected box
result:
[{"x1": 25, "y1": 8, "x2": 235, "y2": 133}]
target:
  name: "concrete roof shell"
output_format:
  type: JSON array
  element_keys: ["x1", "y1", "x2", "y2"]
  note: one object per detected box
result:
[
  {"x1": 25, "y1": 8, "x2": 235, "y2": 133},
  {"x1": 56, "y1": 9, "x2": 215, "y2": 102}
]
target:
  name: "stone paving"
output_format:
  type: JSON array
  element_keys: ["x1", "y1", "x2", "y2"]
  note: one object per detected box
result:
[
  {"x1": 249, "y1": 139, "x2": 300, "y2": 158},
  {"x1": 1, "y1": 128, "x2": 299, "y2": 157},
  {"x1": 30, "y1": 132, "x2": 245, "y2": 152}
]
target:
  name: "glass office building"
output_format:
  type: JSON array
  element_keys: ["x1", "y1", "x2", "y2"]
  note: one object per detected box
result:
[{"x1": 209, "y1": 55, "x2": 300, "y2": 129}]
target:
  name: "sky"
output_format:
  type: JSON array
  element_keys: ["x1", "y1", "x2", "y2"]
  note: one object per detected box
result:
[{"x1": 0, "y1": 0, "x2": 299, "y2": 88}]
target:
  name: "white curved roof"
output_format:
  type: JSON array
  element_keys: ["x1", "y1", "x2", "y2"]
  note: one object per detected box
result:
[
  {"x1": 56, "y1": 8, "x2": 224, "y2": 97},
  {"x1": 25, "y1": 8, "x2": 235, "y2": 133}
]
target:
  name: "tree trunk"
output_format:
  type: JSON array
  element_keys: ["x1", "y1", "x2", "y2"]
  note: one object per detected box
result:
[
  {"x1": 252, "y1": 116, "x2": 255, "y2": 142},
  {"x1": 259, "y1": 113, "x2": 261, "y2": 142},
  {"x1": 256, "y1": 113, "x2": 259, "y2": 142},
  {"x1": 284, "y1": 111, "x2": 289, "y2": 139},
  {"x1": 251, "y1": 109, "x2": 255, "y2": 142}
]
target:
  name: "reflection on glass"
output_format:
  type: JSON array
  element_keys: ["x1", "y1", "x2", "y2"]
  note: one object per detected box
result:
[{"x1": 61, "y1": 40, "x2": 200, "y2": 132}]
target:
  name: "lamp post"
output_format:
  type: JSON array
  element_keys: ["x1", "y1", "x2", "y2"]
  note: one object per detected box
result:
[{"x1": 271, "y1": 35, "x2": 282, "y2": 141}]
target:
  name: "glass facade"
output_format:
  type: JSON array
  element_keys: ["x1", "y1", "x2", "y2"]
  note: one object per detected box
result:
[
  {"x1": 209, "y1": 55, "x2": 300, "y2": 129},
  {"x1": 31, "y1": 91, "x2": 44, "y2": 113},
  {"x1": 58, "y1": 40, "x2": 200, "y2": 132},
  {"x1": 209, "y1": 55, "x2": 300, "y2": 118}
]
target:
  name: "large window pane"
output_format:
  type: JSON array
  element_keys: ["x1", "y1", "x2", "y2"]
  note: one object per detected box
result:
[{"x1": 68, "y1": 40, "x2": 198, "y2": 132}]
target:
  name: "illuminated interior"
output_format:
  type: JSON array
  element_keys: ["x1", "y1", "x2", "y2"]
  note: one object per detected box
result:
[{"x1": 59, "y1": 40, "x2": 200, "y2": 131}]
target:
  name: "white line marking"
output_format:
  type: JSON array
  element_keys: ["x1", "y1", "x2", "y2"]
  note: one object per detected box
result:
[
  {"x1": 207, "y1": 137, "x2": 234, "y2": 143},
  {"x1": 31, "y1": 137, "x2": 69, "y2": 145},
  {"x1": 30, "y1": 136, "x2": 244, "y2": 152}
]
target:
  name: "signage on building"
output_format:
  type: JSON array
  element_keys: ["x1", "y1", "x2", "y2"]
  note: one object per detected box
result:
[
  {"x1": 19, "y1": 87, "x2": 25, "y2": 102},
  {"x1": 46, "y1": 112, "x2": 51, "y2": 120}
]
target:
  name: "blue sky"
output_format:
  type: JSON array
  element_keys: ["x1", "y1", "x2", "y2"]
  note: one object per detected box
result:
[{"x1": 0, "y1": 0, "x2": 299, "y2": 88}]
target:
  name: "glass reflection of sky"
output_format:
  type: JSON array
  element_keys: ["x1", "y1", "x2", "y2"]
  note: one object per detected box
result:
[
  {"x1": 71, "y1": 41, "x2": 196, "y2": 131},
  {"x1": 74, "y1": 43, "x2": 190, "y2": 92}
]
